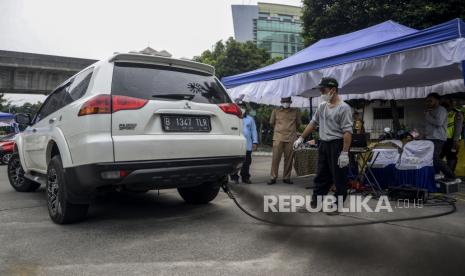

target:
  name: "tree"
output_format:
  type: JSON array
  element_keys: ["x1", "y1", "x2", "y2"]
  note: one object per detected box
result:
[
  {"x1": 263, "y1": 56, "x2": 284, "y2": 66},
  {"x1": 1, "y1": 101, "x2": 42, "y2": 115},
  {"x1": 12, "y1": 102, "x2": 42, "y2": 115},
  {"x1": 195, "y1": 39, "x2": 287, "y2": 145},
  {"x1": 392, "y1": 0, "x2": 465, "y2": 30},
  {"x1": 0, "y1": 94, "x2": 7, "y2": 112},
  {"x1": 301, "y1": 0, "x2": 465, "y2": 45},
  {"x1": 254, "y1": 104, "x2": 274, "y2": 145},
  {"x1": 194, "y1": 37, "x2": 272, "y2": 79}
]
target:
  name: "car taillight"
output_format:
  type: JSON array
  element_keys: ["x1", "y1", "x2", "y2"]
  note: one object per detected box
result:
[
  {"x1": 78, "y1": 95, "x2": 148, "y2": 116},
  {"x1": 3, "y1": 142, "x2": 14, "y2": 152},
  {"x1": 78, "y1": 95, "x2": 111, "y2": 116},
  {"x1": 112, "y1": 95, "x2": 148, "y2": 113},
  {"x1": 218, "y1": 103, "x2": 242, "y2": 118}
]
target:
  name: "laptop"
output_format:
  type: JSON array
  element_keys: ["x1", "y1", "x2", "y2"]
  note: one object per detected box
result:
[{"x1": 351, "y1": 133, "x2": 369, "y2": 148}]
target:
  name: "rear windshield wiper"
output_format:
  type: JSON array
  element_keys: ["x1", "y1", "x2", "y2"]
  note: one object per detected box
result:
[{"x1": 152, "y1": 94, "x2": 195, "y2": 100}]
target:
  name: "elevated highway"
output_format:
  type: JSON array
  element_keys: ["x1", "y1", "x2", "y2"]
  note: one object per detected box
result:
[{"x1": 0, "y1": 50, "x2": 96, "y2": 95}]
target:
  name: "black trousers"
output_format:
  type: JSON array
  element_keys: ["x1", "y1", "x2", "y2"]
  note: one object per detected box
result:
[
  {"x1": 231, "y1": 151, "x2": 252, "y2": 181},
  {"x1": 313, "y1": 139, "x2": 348, "y2": 201},
  {"x1": 430, "y1": 139, "x2": 455, "y2": 179},
  {"x1": 440, "y1": 138, "x2": 459, "y2": 172}
]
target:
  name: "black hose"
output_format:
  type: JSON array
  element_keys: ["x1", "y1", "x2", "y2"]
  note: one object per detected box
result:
[{"x1": 221, "y1": 183, "x2": 457, "y2": 228}]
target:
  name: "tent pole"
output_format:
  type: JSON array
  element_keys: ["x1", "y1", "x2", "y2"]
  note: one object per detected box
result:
[
  {"x1": 362, "y1": 102, "x2": 365, "y2": 124},
  {"x1": 309, "y1": 97, "x2": 313, "y2": 119},
  {"x1": 309, "y1": 97, "x2": 313, "y2": 140},
  {"x1": 390, "y1": 100, "x2": 401, "y2": 133}
]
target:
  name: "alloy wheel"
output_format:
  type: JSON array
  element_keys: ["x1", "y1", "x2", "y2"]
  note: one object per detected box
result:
[{"x1": 8, "y1": 157, "x2": 25, "y2": 188}]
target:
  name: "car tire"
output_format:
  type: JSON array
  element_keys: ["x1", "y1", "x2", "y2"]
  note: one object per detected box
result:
[
  {"x1": 177, "y1": 179, "x2": 223, "y2": 204},
  {"x1": 7, "y1": 153, "x2": 40, "y2": 192},
  {"x1": 47, "y1": 155, "x2": 89, "y2": 224}
]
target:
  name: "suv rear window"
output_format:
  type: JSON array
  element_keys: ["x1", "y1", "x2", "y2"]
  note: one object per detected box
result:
[{"x1": 112, "y1": 63, "x2": 231, "y2": 104}]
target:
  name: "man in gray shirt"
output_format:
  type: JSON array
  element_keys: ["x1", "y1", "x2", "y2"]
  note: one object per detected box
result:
[
  {"x1": 424, "y1": 93, "x2": 456, "y2": 180},
  {"x1": 294, "y1": 77, "x2": 353, "y2": 213}
]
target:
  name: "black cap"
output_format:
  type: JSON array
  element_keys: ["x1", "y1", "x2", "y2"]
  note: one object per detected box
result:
[
  {"x1": 426, "y1": 93, "x2": 441, "y2": 100},
  {"x1": 316, "y1": 77, "x2": 339, "y2": 89},
  {"x1": 280, "y1": 97, "x2": 292, "y2": 103},
  {"x1": 235, "y1": 98, "x2": 246, "y2": 107}
]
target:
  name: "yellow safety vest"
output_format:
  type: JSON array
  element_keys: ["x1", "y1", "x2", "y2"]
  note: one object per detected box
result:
[{"x1": 447, "y1": 111, "x2": 456, "y2": 139}]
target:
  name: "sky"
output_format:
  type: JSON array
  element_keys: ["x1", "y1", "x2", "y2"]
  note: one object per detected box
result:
[{"x1": 0, "y1": 0, "x2": 302, "y2": 105}]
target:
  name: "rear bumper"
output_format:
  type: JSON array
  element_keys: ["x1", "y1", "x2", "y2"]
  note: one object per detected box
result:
[{"x1": 63, "y1": 156, "x2": 244, "y2": 203}]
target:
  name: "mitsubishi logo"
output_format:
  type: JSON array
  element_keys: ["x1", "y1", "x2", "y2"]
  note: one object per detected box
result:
[{"x1": 184, "y1": 102, "x2": 191, "y2": 109}]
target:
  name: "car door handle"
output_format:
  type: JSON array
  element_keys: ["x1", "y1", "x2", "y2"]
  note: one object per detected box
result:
[
  {"x1": 32, "y1": 129, "x2": 37, "y2": 133},
  {"x1": 49, "y1": 118, "x2": 57, "y2": 124}
]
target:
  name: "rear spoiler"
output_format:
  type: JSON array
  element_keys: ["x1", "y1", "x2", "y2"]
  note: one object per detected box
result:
[{"x1": 109, "y1": 53, "x2": 215, "y2": 76}]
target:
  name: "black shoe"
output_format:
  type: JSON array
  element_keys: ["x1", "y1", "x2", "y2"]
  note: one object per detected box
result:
[
  {"x1": 310, "y1": 199, "x2": 318, "y2": 209},
  {"x1": 443, "y1": 178, "x2": 461, "y2": 184},
  {"x1": 242, "y1": 179, "x2": 252, "y2": 184},
  {"x1": 297, "y1": 207, "x2": 311, "y2": 213},
  {"x1": 267, "y1": 179, "x2": 277, "y2": 185},
  {"x1": 325, "y1": 210, "x2": 340, "y2": 216},
  {"x1": 283, "y1": 179, "x2": 293, "y2": 184}
]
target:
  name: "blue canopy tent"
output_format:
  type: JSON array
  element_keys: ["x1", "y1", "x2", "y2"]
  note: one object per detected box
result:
[
  {"x1": 0, "y1": 112, "x2": 19, "y2": 133},
  {"x1": 222, "y1": 19, "x2": 465, "y2": 107},
  {"x1": 0, "y1": 112, "x2": 14, "y2": 121}
]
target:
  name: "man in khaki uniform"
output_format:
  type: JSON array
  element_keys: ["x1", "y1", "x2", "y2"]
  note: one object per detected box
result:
[{"x1": 267, "y1": 97, "x2": 301, "y2": 185}]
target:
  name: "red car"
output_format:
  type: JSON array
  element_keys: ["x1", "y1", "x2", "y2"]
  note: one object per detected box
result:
[{"x1": 0, "y1": 133, "x2": 16, "y2": 165}]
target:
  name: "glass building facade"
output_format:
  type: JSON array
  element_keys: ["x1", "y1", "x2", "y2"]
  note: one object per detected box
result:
[
  {"x1": 255, "y1": 17, "x2": 304, "y2": 58},
  {"x1": 232, "y1": 3, "x2": 304, "y2": 59}
]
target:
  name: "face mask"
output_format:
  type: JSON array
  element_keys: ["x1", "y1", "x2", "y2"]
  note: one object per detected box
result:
[
  {"x1": 282, "y1": 102, "x2": 291, "y2": 108},
  {"x1": 321, "y1": 91, "x2": 335, "y2": 102},
  {"x1": 321, "y1": 94, "x2": 331, "y2": 102},
  {"x1": 249, "y1": 110, "x2": 256, "y2": 117}
]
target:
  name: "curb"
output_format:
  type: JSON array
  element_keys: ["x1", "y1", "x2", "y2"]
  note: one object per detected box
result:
[{"x1": 253, "y1": 152, "x2": 273, "y2": 156}]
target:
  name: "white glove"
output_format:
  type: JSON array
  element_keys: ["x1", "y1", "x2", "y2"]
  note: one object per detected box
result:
[
  {"x1": 338, "y1": 151, "x2": 349, "y2": 168},
  {"x1": 293, "y1": 137, "x2": 304, "y2": 150}
]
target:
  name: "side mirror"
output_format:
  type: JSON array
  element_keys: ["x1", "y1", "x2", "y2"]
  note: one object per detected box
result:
[{"x1": 15, "y1": 113, "x2": 31, "y2": 126}]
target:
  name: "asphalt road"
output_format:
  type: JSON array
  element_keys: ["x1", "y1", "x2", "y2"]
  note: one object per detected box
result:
[{"x1": 1, "y1": 157, "x2": 465, "y2": 276}]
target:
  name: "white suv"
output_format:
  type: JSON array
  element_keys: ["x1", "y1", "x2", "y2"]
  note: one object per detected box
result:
[{"x1": 8, "y1": 53, "x2": 245, "y2": 224}]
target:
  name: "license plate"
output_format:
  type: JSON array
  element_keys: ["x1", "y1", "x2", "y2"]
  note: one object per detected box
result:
[{"x1": 161, "y1": 115, "x2": 211, "y2": 132}]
